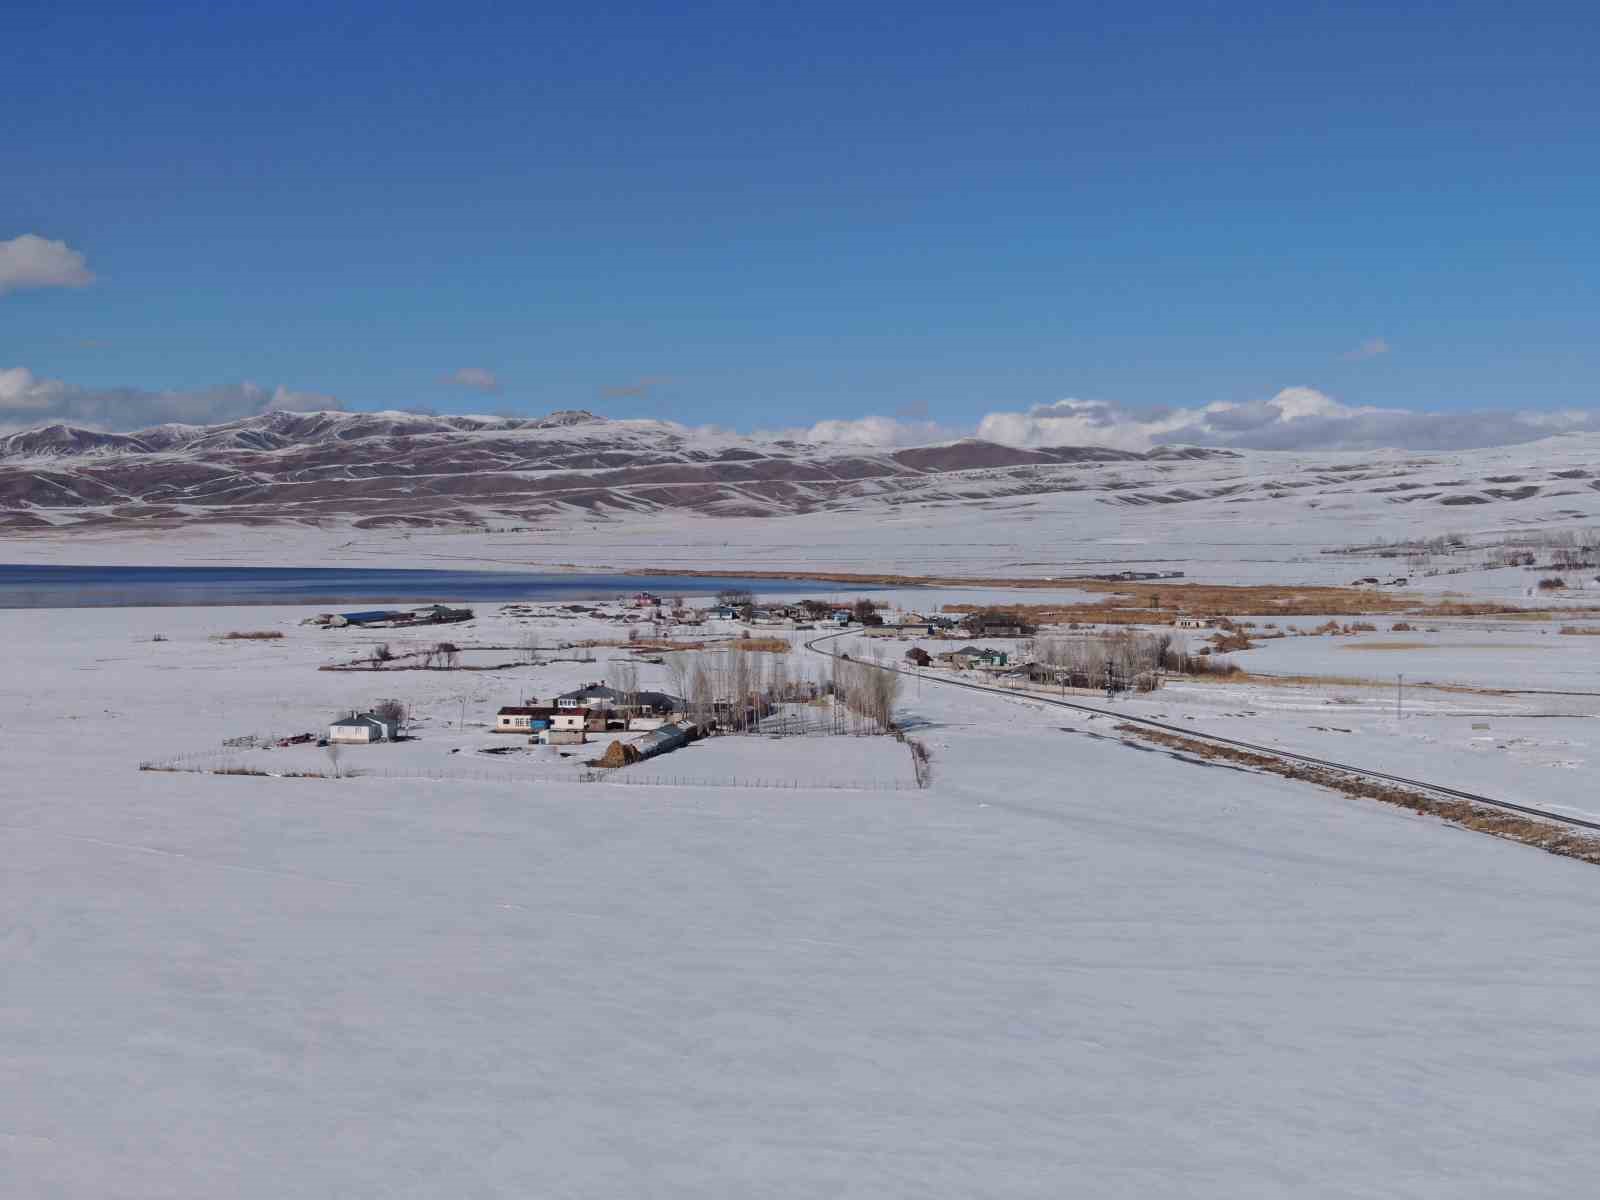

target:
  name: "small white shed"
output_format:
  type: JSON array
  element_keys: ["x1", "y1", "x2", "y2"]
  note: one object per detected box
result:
[{"x1": 328, "y1": 713, "x2": 398, "y2": 743}]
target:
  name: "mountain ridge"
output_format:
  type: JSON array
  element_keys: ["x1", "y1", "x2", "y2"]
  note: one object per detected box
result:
[{"x1": 2, "y1": 409, "x2": 1594, "y2": 537}]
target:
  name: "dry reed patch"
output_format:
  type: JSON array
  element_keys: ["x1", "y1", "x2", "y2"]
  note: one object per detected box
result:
[
  {"x1": 732, "y1": 637, "x2": 792, "y2": 653},
  {"x1": 220, "y1": 630, "x2": 284, "y2": 640},
  {"x1": 1340, "y1": 641, "x2": 1544, "y2": 652},
  {"x1": 1338, "y1": 641, "x2": 1433, "y2": 651},
  {"x1": 1111, "y1": 724, "x2": 1600, "y2": 865},
  {"x1": 940, "y1": 587, "x2": 1585, "y2": 625},
  {"x1": 1187, "y1": 670, "x2": 1393, "y2": 688}
]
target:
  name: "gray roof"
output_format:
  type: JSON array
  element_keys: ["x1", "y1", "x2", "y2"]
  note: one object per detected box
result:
[
  {"x1": 557, "y1": 685, "x2": 624, "y2": 702},
  {"x1": 634, "y1": 691, "x2": 684, "y2": 710},
  {"x1": 557, "y1": 686, "x2": 682, "y2": 710},
  {"x1": 331, "y1": 713, "x2": 391, "y2": 728}
]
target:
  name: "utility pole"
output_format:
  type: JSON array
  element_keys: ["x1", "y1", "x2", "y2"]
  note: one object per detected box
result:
[{"x1": 1396, "y1": 673, "x2": 1403, "y2": 721}]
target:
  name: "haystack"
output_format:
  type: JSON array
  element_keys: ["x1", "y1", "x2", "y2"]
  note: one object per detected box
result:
[{"x1": 595, "y1": 740, "x2": 641, "y2": 768}]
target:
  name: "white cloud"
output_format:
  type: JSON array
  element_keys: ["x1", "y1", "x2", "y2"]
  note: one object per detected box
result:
[
  {"x1": 1343, "y1": 337, "x2": 1391, "y2": 361},
  {"x1": 976, "y1": 388, "x2": 1600, "y2": 452},
  {"x1": 0, "y1": 366, "x2": 69, "y2": 409},
  {"x1": 447, "y1": 367, "x2": 500, "y2": 392},
  {"x1": 749, "y1": 388, "x2": 1600, "y2": 455},
  {"x1": 977, "y1": 399, "x2": 1204, "y2": 453},
  {"x1": 756, "y1": 414, "x2": 962, "y2": 449},
  {"x1": 0, "y1": 234, "x2": 95, "y2": 295},
  {"x1": 0, "y1": 367, "x2": 340, "y2": 432}
]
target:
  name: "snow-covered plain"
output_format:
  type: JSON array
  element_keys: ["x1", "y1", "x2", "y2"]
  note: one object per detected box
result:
[{"x1": 6, "y1": 599, "x2": 1600, "y2": 1196}]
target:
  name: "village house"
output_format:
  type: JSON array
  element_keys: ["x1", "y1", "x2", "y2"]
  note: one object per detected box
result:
[
  {"x1": 963, "y1": 615, "x2": 1032, "y2": 638},
  {"x1": 875, "y1": 621, "x2": 936, "y2": 638},
  {"x1": 495, "y1": 705, "x2": 556, "y2": 733},
  {"x1": 1173, "y1": 616, "x2": 1215, "y2": 630},
  {"x1": 556, "y1": 684, "x2": 621, "y2": 710},
  {"x1": 535, "y1": 708, "x2": 595, "y2": 745},
  {"x1": 548, "y1": 685, "x2": 684, "y2": 730},
  {"x1": 939, "y1": 644, "x2": 1009, "y2": 668},
  {"x1": 555, "y1": 684, "x2": 682, "y2": 716},
  {"x1": 327, "y1": 712, "x2": 399, "y2": 743}
]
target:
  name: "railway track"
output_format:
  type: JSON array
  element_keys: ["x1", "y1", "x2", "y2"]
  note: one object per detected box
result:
[{"x1": 804, "y1": 630, "x2": 1600, "y2": 834}]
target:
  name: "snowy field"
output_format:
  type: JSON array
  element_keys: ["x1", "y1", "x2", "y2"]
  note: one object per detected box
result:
[
  {"x1": 876, "y1": 615, "x2": 1600, "y2": 826},
  {"x1": 5, "y1": 597, "x2": 1600, "y2": 1196},
  {"x1": 1229, "y1": 618, "x2": 1600, "y2": 693}
]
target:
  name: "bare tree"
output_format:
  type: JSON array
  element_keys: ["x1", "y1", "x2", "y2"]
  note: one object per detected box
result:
[
  {"x1": 372, "y1": 698, "x2": 408, "y2": 733},
  {"x1": 907, "y1": 737, "x2": 934, "y2": 789},
  {"x1": 325, "y1": 742, "x2": 343, "y2": 779},
  {"x1": 865, "y1": 651, "x2": 902, "y2": 733},
  {"x1": 606, "y1": 661, "x2": 640, "y2": 717},
  {"x1": 663, "y1": 652, "x2": 692, "y2": 707},
  {"x1": 689, "y1": 656, "x2": 714, "y2": 728}
]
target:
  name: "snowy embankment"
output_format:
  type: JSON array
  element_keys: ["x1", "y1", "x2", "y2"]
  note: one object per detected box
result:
[{"x1": 5, "y1": 603, "x2": 1600, "y2": 1196}]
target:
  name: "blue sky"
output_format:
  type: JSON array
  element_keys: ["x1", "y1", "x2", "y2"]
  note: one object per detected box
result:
[{"x1": 3, "y1": 1, "x2": 1597, "y2": 447}]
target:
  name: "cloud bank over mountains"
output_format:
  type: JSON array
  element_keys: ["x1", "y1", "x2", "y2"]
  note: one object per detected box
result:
[
  {"x1": 797, "y1": 387, "x2": 1600, "y2": 453},
  {"x1": 0, "y1": 367, "x2": 338, "y2": 432},
  {"x1": 4, "y1": 363, "x2": 1595, "y2": 454}
]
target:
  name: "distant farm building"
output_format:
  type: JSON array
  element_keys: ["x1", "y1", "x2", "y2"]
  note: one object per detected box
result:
[
  {"x1": 941, "y1": 645, "x2": 1008, "y2": 668},
  {"x1": 963, "y1": 615, "x2": 1033, "y2": 638},
  {"x1": 328, "y1": 712, "x2": 399, "y2": 743}
]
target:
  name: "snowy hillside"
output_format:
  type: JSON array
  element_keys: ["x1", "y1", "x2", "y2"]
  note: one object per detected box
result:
[{"x1": 7, "y1": 409, "x2": 1598, "y2": 544}]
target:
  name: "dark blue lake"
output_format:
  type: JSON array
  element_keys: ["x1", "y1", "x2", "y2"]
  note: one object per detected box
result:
[{"x1": 0, "y1": 564, "x2": 857, "y2": 609}]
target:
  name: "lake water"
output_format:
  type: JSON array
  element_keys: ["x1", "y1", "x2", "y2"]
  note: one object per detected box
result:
[{"x1": 0, "y1": 564, "x2": 856, "y2": 609}]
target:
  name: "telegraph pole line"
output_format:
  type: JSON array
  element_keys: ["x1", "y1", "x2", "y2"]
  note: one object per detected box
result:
[{"x1": 1396, "y1": 673, "x2": 1403, "y2": 721}]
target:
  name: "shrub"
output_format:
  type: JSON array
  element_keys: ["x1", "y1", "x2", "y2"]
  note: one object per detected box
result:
[
  {"x1": 223, "y1": 630, "x2": 283, "y2": 640},
  {"x1": 1391, "y1": 621, "x2": 1414, "y2": 632},
  {"x1": 1538, "y1": 577, "x2": 1568, "y2": 591}
]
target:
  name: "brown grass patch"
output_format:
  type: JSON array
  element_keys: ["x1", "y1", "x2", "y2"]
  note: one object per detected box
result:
[
  {"x1": 733, "y1": 637, "x2": 792, "y2": 653},
  {"x1": 1341, "y1": 641, "x2": 1543, "y2": 652},
  {"x1": 1112, "y1": 724, "x2": 1600, "y2": 865},
  {"x1": 220, "y1": 630, "x2": 284, "y2": 640},
  {"x1": 938, "y1": 585, "x2": 1591, "y2": 625},
  {"x1": 1339, "y1": 641, "x2": 1433, "y2": 651}
]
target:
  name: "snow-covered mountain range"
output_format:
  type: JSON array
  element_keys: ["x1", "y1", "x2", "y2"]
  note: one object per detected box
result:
[{"x1": 2, "y1": 408, "x2": 1596, "y2": 541}]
